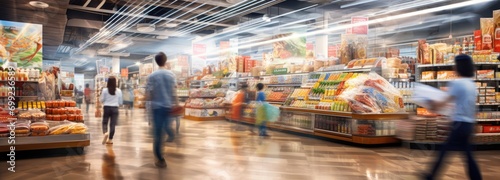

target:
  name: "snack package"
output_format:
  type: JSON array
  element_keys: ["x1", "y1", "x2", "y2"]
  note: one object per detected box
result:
[
  {"x1": 494, "y1": 10, "x2": 500, "y2": 52},
  {"x1": 340, "y1": 72, "x2": 404, "y2": 113},
  {"x1": 418, "y1": 40, "x2": 430, "y2": 64},
  {"x1": 477, "y1": 70, "x2": 495, "y2": 79},
  {"x1": 421, "y1": 71, "x2": 436, "y2": 80},
  {"x1": 481, "y1": 18, "x2": 494, "y2": 50}
]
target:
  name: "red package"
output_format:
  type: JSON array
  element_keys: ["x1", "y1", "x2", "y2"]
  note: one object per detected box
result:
[
  {"x1": 483, "y1": 125, "x2": 500, "y2": 133},
  {"x1": 475, "y1": 30, "x2": 482, "y2": 51}
]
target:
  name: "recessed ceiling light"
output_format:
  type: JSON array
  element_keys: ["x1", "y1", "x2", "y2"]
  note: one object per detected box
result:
[
  {"x1": 29, "y1": 1, "x2": 49, "y2": 9},
  {"x1": 164, "y1": 23, "x2": 178, "y2": 28},
  {"x1": 137, "y1": 23, "x2": 156, "y2": 33}
]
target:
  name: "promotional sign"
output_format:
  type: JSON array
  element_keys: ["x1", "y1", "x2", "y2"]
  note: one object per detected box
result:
[
  {"x1": 351, "y1": 17, "x2": 369, "y2": 35},
  {"x1": 328, "y1": 45, "x2": 339, "y2": 58},
  {"x1": 272, "y1": 68, "x2": 288, "y2": 75},
  {"x1": 192, "y1": 44, "x2": 207, "y2": 60},
  {"x1": 219, "y1": 41, "x2": 230, "y2": 57},
  {"x1": 192, "y1": 43, "x2": 207, "y2": 75},
  {"x1": 272, "y1": 33, "x2": 306, "y2": 60},
  {"x1": 100, "y1": 66, "x2": 109, "y2": 73},
  {"x1": 0, "y1": 20, "x2": 43, "y2": 68},
  {"x1": 121, "y1": 68, "x2": 128, "y2": 77}
]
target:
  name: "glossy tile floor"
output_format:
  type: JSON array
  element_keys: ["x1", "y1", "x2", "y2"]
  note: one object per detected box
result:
[{"x1": 1, "y1": 108, "x2": 500, "y2": 180}]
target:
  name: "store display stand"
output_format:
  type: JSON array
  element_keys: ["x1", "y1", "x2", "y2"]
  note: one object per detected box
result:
[
  {"x1": 0, "y1": 133, "x2": 90, "y2": 152},
  {"x1": 410, "y1": 62, "x2": 500, "y2": 149}
]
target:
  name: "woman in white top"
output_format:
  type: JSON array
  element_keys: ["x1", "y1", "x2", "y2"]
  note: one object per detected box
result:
[{"x1": 100, "y1": 76, "x2": 123, "y2": 145}]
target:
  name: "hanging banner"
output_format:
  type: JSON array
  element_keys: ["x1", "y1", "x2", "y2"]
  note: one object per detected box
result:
[
  {"x1": 192, "y1": 44, "x2": 207, "y2": 60},
  {"x1": 178, "y1": 55, "x2": 189, "y2": 66},
  {"x1": 121, "y1": 68, "x2": 128, "y2": 77},
  {"x1": 192, "y1": 44, "x2": 207, "y2": 75},
  {"x1": 328, "y1": 45, "x2": 339, "y2": 58},
  {"x1": 351, "y1": 17, "x2": 369, "y2": 35},
  {"x1": 219, "y1": 41, "x2": 230, "y2": 57},
  {"x1": 0, "y1": 20, "x2": 43, "y2": 68}
]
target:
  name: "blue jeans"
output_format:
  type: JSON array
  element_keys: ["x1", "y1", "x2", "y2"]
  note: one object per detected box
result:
[
  {"x1": 152, "y1": 108, "x2": 173, "y2": 160},
  {"x1": 427, "y1": 121, "x2": 482, "y2": 180},
  {"x1": 258, "y1": 122, "x2": 267, "y2": 135}
]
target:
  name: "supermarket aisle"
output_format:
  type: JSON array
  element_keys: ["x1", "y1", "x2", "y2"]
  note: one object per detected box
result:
[{"x1": 1, "y1": 109, "x2": 500, "y2": 180}]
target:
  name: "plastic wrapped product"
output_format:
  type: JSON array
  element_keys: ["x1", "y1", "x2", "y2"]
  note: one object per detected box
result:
[
  {"x1": 31, "y1": 131, "x2": 47, "y2": 136},
  {"x1": 362, "y1": 87, "x2": 404, "y2": 113},
  {"x1": 15, "y1": 129, "x2": 30, "y2": 134},
  {"x1": 68, "y1": 123, "x2": 87, "y2": 134},
  {"x1": 48, "y1": 124, "x2": 72, "y2": 135}
]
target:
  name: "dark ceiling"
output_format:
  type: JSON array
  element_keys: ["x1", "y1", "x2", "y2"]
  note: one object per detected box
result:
[{"x1": 1, "y1": 0, "x2": 499, "y2": 77}]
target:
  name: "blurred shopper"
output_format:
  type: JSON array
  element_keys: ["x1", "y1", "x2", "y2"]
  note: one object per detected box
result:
[
  {"x1": 425, "y1": 54, "x2": 482, "y2": 180},
  {"x1": 146, "y1": 52, "x2": 178, "y2": 168},
  {"x1": 100, "y1": 76, "x2": 123, "y2": 145},
  {"x1": 122, "y1": 83, "x2": 133, "y2": 116},
  {"x1": 84, "y1": 84, "x2": 92, "y2": 113},
  {"x1": 255, "y1": 83, "x2": 269, "y2": 137},
  {"x1": 75, "y1": 86, "x2": 84, "y2": 108}
]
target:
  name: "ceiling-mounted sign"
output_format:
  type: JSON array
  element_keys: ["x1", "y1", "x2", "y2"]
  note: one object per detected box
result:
[
  {"x1": 192, "y1": 44, "x2": 207, "y2": 60},
  {"x1": 328, "y1": 45, "x2": 339, "y2": 58},
  {"x1": 100, "y1": 66, "x2": 109, "y2": 73},
  {"x1": 121, "y1": 68, "x2": 128, "y2": 77},
  {"x1": 351, "y1": 17, "x2": 369, "y2": 35},
  {"x1": 177, "y1": 55, "x2": 189, "y2": 66}
]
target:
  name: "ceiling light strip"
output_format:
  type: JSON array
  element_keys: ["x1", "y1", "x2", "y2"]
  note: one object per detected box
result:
[
  {"x1": 176, "y1": 0, "x2": 264, "y2": 33},
  {"x1": 178, "y1": 0, "x2": 274, "y2": 36},
  {"x1": 75, "y1": 1, "x2": 162, "y2": 53},
  {"x1": 194, "y1": 0, "x2": 494, "y2": 58}
]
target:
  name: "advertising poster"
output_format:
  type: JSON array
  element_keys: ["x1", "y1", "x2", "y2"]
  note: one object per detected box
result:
[
  {"x1": 351, "y1": 17, "x2": 369, "y2": 35},
  {"x1": 0, "y1": 20, "x2": 43, "y2": 68},
  {"x1": 272, "y1": 33, "x2": 306, "y2": 60},
  {"x1": 192, "y1": 43, "x2": 207, "y2": 75},
  {"x1": 328, "y1": 45, "x2": 339, "y2": 58}
]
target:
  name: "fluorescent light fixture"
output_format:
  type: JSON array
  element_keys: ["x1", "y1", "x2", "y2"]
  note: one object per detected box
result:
[
  {"x1": 341, "y1": 0, "x2": 377, "y2": 8},
  {"x1": 262, "y1": 14, "x2": 270, "y2": 22},
  {"x1": 135, "y1": 62, "x2": 141, "y2": 66},
  {"x1": 197, "y1": 0, "x2": 494, "y2": 58},
  {"x1": 29, "y1": 1, "x2": 49, "y2": 8}
]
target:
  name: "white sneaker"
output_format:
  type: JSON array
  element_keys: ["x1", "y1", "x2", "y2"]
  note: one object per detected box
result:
[
  {"x1": 106, "y1": 139, "x2": 113, "y2": 144},
  {"x1": 102, "y1": 133, "x2": 109, "y2": 145}
]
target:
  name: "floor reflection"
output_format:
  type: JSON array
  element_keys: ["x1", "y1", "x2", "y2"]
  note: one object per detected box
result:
[{"x1": 102, "y1": 145, "x2": 123, "y2": 180}]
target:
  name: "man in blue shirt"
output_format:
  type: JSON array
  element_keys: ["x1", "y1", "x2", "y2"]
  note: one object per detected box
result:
[{"x1": 146, "y1": 52, "x2": 178, "y2": 168}]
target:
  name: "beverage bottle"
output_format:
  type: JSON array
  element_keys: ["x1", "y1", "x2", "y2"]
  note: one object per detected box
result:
[
  {"x1": 469, "y1": 37, "x2": 474, "y2": 55},
  {"x1": 463, "y1": 38, "x2": 468, "y2": 55}
]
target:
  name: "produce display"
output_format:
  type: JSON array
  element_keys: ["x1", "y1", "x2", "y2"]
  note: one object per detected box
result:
[
  {"x1": 315, "y1": 115, "x2": 351, "y2": 134},
  {"x1": 339, "y1": 72, "x2": 404, "y2": 113},
  {"x1": 186, "y1": 97, "x2": 226, "y2": 108},
  {"x1": 189, "y1": 88, "x2": 226, "y2": 97}
]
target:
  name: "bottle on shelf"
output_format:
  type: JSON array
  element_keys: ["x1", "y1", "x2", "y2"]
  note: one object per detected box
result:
[
  {"x1": 462, "y1": 37, "x2": 469, "y2": 55},
  {"x1": 469, "y1": 37, "x2": 474, "y2": 55}
]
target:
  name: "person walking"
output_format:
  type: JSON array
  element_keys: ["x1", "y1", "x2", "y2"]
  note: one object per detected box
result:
[
  {"x1": 146, "y1": 52, "x2": 178, "y2": 168},
  {"x1": 84, "y1": 84, "x2": 92, "y2": 113},
  {"x1": 256, "y1": 83, "x2": 269, "y2": 137},
  {"x1": 122, "y1": 83, "x2": 132, "y2": 116},
  {"x1": 100, "y1": 76, "x2": 123, "y2": 145},
  {"x1": 75, "y1": 86, "x2": 84, "y2": 109},
  {"x1": 425, "y1": 54, "x2": 482, "y2": 180}
]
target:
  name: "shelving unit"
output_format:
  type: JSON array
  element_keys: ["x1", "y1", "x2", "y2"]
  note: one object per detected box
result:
[
  {"x1": 414, "y1": 60, "x2": 500, "y2": 146},
  {"x1": 0, "y1": 134, "x2": 90, "y2": 152}
]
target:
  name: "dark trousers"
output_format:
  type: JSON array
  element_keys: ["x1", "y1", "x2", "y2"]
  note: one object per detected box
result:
[
  {"x1": 428, "y1": 121, "x2": 482, "y2": 180},
  {"x1": 152, "y1": 108, "x2": 173, "y2": 160},
  {"x1": 258, "y1": 122, "x2": 267, "y2": 135},
  {"x1": 102, "y1": 106, "x2": 119, "y2": 139}
]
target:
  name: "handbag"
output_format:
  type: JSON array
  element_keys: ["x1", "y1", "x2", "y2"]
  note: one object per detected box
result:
[{"x1": 171, "y1": 105, "x2": 184, "y2": 116}]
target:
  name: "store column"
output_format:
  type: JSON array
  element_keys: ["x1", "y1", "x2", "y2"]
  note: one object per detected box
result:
[
  {"x1": 112, "y1": 56, "x2": 120, "y2": 74},
  {"x1": 315, "y1": 12, "x2": 329, "y2": 59}
]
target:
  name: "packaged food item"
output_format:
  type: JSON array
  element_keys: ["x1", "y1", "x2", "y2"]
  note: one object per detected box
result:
[
  {"x1": 18, "y1": 112, "x2": 32, "y2": 120},
  {"x1": 418, "y1": 40, "x2": 431, "y2": 64},
  {"x1": 493, "y1": 10, "x2": 500, "y2": 52},
  {"x1": 481, "y1": 18, "x2": 494, "y2": 50},
  {"x1": 31, "y1": 131, "x2": 47, "y2": 136},
  {"x1": 475, "y1": 30, "x2": 483, "y2": 51},
  {"x1": 477, "y1": 70, "x2": 495, "y2": 79},
  {"x1": 15, "y1": 129, "x2": 29, "y2": 134},
  {"x1": 421, "y1": 71, "x2": 436, "y2": 80},
  {"x1": 437, "y1": 71, "x2": 456, "y2": 80}
]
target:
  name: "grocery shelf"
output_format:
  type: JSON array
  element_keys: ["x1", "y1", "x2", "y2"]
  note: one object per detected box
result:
[
  {"x1": 189, "y1": 96, "x2": 220, "y2": 98},
  {"x1": 185, "y1": 106, "x2": 225, "y2": 109},
  {"x1": 184, "y1": 115, "x2": 225, "y2": 121},
  {"x1": 0, "y1": 96, "x2": 38, "y2": 98},
  {"x1": 419, "y1": 79, "x2": 453, "y2": 82},
  {"x1": 477, "y1": 119, "x2": 500, "y2": 122},
  {"x1": 476, "y1": 133, "x2": 500, "y2": 136},
  {"x1": 387, "y1": 78, "x2": 410, "y2": 82},
  {"x1": 280, "y1": 107, "x2": 352, "y2": 117},
  {"x1": 0, "y1": 133, "x2": 90, "y2": 152},
  {"x1": 266, "y1": 83, "x2": 303, "y2": 87},
  {"x1": 274, "y1": 125, "x2": 314, "y2": 134},
  {"x1": 475, "y1": 78, "x2": 500, "y2": 81},
  {"x1": 314, "y1": 129, "x2": 352, "y2": 137},
  {"x1": 476, "y1": 103, "x2": 500, "y2": 106},
  {"x1": 417, "y1": 62, "x2": 500, "y2": 68},
  {"x1": 0, "y1": 80, "x2": 39, "y2": 83}
]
